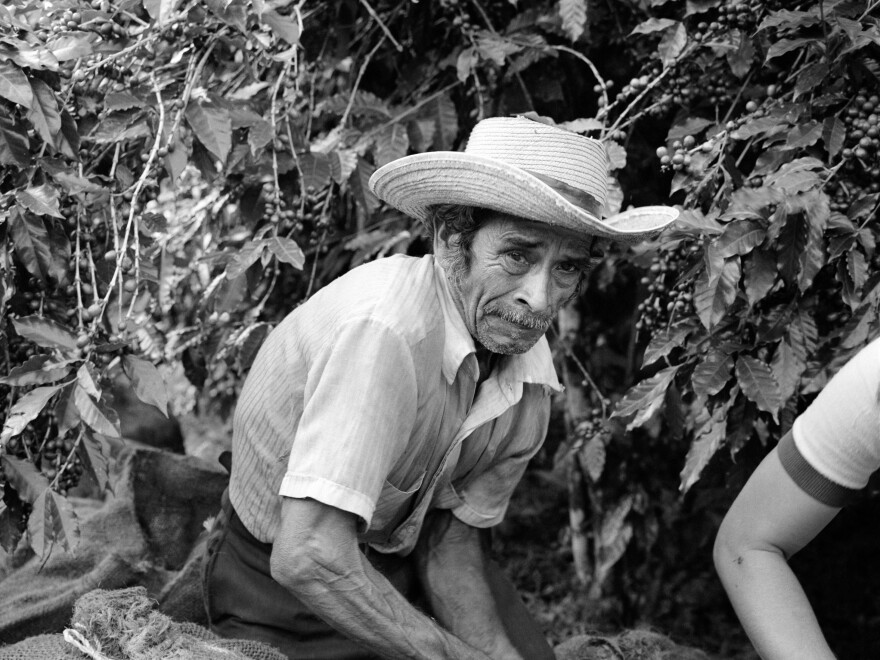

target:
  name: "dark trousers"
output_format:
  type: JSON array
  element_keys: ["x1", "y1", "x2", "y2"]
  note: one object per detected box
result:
[{"x1": 202, "y1": 491, "x2": 554, "y2": 660}]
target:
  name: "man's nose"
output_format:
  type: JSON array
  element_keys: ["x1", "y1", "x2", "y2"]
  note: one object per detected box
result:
[{"x1": 514, "y1": 268, "x2": 553, "y2": 313}]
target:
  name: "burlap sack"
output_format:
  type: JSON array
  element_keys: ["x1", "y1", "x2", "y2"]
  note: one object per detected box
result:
[
  {"x1": 0, "y1": 447, "x2": 228, "y2": 646},
  {"x1": 0, "y1": 587, "x2": 287, "y2": 660},
  {"x1": 554, "y1": 629, "x2": 713, "y2": 660}
]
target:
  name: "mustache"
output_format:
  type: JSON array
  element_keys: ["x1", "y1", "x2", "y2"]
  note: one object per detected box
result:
[{"x1": 484, "y1": 304, "x2": 553, "y2": 331}]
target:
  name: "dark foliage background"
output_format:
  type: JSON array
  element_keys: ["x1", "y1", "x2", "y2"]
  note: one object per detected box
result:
[{"x1": 2, "y1": 0, "x2": 879, "y2": 656}]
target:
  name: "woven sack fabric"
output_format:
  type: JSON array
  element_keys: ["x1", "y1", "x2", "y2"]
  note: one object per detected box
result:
[
  {"x1": 0, "y1": 628, "x2": 288, "y2": 660},
  {"x1": 0, "y1": 588, "x2": 287, "y2": 660},
  {"x1": 0, "y1": 447, "x2": 228, "y2": 645},
  {"x1": 0, "y1": 633, "x2": 85, "y2": 660},
  {"x1": 553, "y1": 629, "x2": 712, "y2": 660}
]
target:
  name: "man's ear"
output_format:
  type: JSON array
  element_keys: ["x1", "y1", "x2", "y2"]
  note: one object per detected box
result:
[{"x1": 432, "y1": 220, "x2": 454, "y2": 256}]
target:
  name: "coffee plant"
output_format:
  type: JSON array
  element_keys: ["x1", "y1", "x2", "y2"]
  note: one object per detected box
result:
[
  {"x1": 610, "y1": 0, "x2": 880, "y2": 493},
  {"x1": 1, "y1": 0, "x2": 878, "y2": 649}
]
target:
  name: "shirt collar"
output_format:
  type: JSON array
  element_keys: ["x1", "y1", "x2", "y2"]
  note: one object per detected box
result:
[{"x1": 431, "y1": 258, "x2": 563, "y2": 392}]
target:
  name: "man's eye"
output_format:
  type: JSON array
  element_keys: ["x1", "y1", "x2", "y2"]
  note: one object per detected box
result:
[
  {"x1": 505, "y1": 252, "x2": 528, "y2": 264},
  {"x1": 557, "y1": 262, "x2": 580, "y2": 274}
]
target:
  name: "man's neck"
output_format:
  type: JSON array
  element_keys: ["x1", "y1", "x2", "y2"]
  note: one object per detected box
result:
[{"x1": 474, "y1": 346, "x2": 497, "y2": 386}]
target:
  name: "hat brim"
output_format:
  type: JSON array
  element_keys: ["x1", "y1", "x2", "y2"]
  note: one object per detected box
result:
[{"x1": 369, "y1": 152, "x2": 678, "y2": 243}]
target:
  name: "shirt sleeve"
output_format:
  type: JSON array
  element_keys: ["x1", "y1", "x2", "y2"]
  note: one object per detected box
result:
[
  {"x1": 279, "y1": 317, "x2": 418, "y2": 529},
  {"x1": 451, "y1": 385, "x2": 551, "y2": 528},
  {"x1": 787, "y1": 336, "x2": 880, "y2": 499}
]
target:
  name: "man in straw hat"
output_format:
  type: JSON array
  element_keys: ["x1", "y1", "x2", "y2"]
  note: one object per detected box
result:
[{"x1": 203, "y1": 115, "x2": 677, "y2": 659}]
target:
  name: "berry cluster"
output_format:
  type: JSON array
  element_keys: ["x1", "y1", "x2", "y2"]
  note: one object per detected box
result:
[
  {"x1": 437, "y1": 0, "x2": 478, "y2": 32},
  {"x1": 635, "y1": 243, "x2": 700, "y2": 333},
  {"x1": 840, "y1": 93, "x2": 880, "y2": 191},
  {"x1": 689, "y1": 0, "x2": 765, "y2": 36},
  {"x1": 261, "y1": 182, "x2": 333, "y2": 238},
  {"x1": 2, "y1": 411, "x2": 83, "y2": 496},
  {"x1": 39, "y1": 4, "x2": 128, "y2": 42},
  {"x1": 656, "y1": 136, "x2": 696, "y2": 173},
  {"x1": 601, "y1": 67, "x2": 660, "y2": 115},
  {"x1": 261, "y1": 181, "x2": 294, "y2": 227}
]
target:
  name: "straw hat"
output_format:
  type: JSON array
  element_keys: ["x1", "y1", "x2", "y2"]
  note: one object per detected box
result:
[{"x1": 368, "y1": 115, "x2": 678, "y2": 242}]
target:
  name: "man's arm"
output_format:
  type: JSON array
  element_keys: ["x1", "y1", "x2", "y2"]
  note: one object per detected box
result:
[
  {"x1": 270, "y1": 496, "x2": 498, "y2": 660},
  {"x1": 713, "y1": 447, "x2": 841, "y2": 660},
  {"x1": 414, "y1": 510, "x2": 528, "y2": 660}
]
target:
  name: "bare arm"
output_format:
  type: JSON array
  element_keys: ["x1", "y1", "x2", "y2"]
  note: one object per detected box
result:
[
  {"x1": 713, "y1": 447, "x2": 841, "y2": 660},
  {"x1": 414, "y1": 510, "x2": 526, "y2": 660},
  {"x1": 270, "y1": 497, "x2": 496, "y2": 660}
]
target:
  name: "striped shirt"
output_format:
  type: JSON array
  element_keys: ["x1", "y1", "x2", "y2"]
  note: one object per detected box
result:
[
  {"x1": 780, "y1": 335, "x2": 880, "y2": 506},
  {"x1": 228, "y1": 254, "x2": 562, "y2": 554}
]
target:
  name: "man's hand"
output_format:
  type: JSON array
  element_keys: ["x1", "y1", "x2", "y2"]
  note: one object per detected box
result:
[{"x1": 270, "y1": 497, "x2": 500, "y2": 660}]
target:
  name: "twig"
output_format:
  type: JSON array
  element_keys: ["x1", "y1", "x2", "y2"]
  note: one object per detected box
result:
[
  {"x1": 550, "y1": 325, "x2": 608, "y2": 419},
  {"x1": 163, "y1": 38, "x2": 219, "y2": 151},
  {"x1": 551, "y1": 45, "x2": 609, "y2": 113},
  {"x1": 358, "y1": 0, "x2": 403, "y2": 52},
  {"x1": 858, "y1": 198, "x2": 880, "y2": 230},
  {"x1": 79, "y1": 33, "x2": 160, "y2": 74},
  {"x1": 268, "y1": 60, "x2": 289, "y2": 230},
  {"x1": 108, "y1": 144, "x2": 124, "y2": 328},
  {"x1": 276, "y1": 44, "x2": 305, "y2": 203},
  {"x1": 734, "y1": 136, "x2": 756, "y2": 168},
  {"x1": 253, "y1": 266, "x2": 280, "y2": 317},
  {"x1": 469, "y1": 0, "x2": 493, "y2": 29},
  {"x1": 721, "y1": 69, "x2": 755, "y2": 127},
  {"x1": 50, "y1": 427, "x2": 84, "y2": 492},
  {"x1": 341, "y1": 34, "x2": 387, "y2": 128},
  {"x1": 74, "y1": 213, "x2": 85, "y2": 330},
  {"x1": 859, "y1": 0, "x2": 880, "y2": 19},
  {"x1": 821, "y1": 159, "x2": 846, "y2": 188},
  {"x1": 102, "y1": 74, "x2": 165, "y2": 318},
  {"x1": 363, "y1": 81, "x2": 461, "y2": 140},
  {"x1": 607, "y1": 58, "x2": 681, "y2": 135},
  {"x1": 124, "y1": 76, "x2": 168, "y2": 319},
  {"x1": 304, "y1": 193, "x2": 334, "y2": 299},
  {"x1": 612, "y1": 95, "x2": 670, "y2": 134},
  {"x1": 468, "y1": 0, "x2": 534, "y2": 111},
  {"x1": 35, "y1": 418, "x2": 54, "y2": 458},
  {"x1": 565, "y1": 346, "x2": 608, "y2": 419},
  {"x1": 305, "y1": 25, "x2": 331, "y2": 141},
  {"x1": 1, "y1": 337, "x2": 12, "y2": 450}
]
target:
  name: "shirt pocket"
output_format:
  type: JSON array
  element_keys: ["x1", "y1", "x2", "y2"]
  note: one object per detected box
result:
[{"x1": 369, "y1": 471, "x2": 426, "y2": 532}]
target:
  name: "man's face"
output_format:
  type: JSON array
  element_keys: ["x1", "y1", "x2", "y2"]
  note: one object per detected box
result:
[{"x1": 438, "y1": 213, "x2": 592, "y2": 355}]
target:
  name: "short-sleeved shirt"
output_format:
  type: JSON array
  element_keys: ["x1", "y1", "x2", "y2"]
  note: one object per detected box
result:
[
  {"x1": 779, "y1": 335, "x2": 880, "y2": 507},
  {"x1": 228, "y1": 254, "x2": 562, "y2": 555}
]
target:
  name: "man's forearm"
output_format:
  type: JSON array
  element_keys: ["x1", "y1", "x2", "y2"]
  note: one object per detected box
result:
[
  {"x1": 280, "y1": 548, "x2": 494, "y2": 660},
  {"x1": 415, "y1": 511, "x2": 527, "y2": 659},
  {"x1": 271, "y1": 498, "x2": 495, "y2": 660},
  {"x1": 419, "y1": 557, "x2": 523, "y2": 659}
]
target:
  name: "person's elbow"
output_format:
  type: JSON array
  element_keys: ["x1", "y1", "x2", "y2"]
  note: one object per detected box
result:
[
  {"x1": 269, "y1": 515, "x2": 355, "y2": 599},
  {"x1": 270, "y1": 529, "x2": 327, "y2": 594},
  {"x1": 713, "y1": 513, "x2": 785, "y2": 586},
  {"x1": 270, "y1": 498, "x2": 360, "y2": 596},
  {"x1": 712, "y1": 516, "x2": 741, "y2": 583}
]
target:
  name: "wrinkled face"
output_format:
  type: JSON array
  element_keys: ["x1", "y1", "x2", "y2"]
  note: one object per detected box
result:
[{"x1": 436, "y1": 213, "x2": 593, "y2": 355}]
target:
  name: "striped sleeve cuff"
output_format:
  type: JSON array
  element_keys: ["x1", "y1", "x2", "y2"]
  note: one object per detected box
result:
[
  {"x1": 279, "y1": 473, "x2": 376, "y2": 528},
  {"x1": 777, "y1": 431, "x2": 860, "y2": 507}
]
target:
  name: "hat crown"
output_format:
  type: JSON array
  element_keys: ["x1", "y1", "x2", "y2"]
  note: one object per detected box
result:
[{"x1": 464, "y1": 117, "x2": 609, "y2": 210}]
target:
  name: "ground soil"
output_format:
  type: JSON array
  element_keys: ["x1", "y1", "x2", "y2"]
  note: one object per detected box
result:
[{"x1": 496, "y1": 467, "x2": 880, "y2": 660}]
